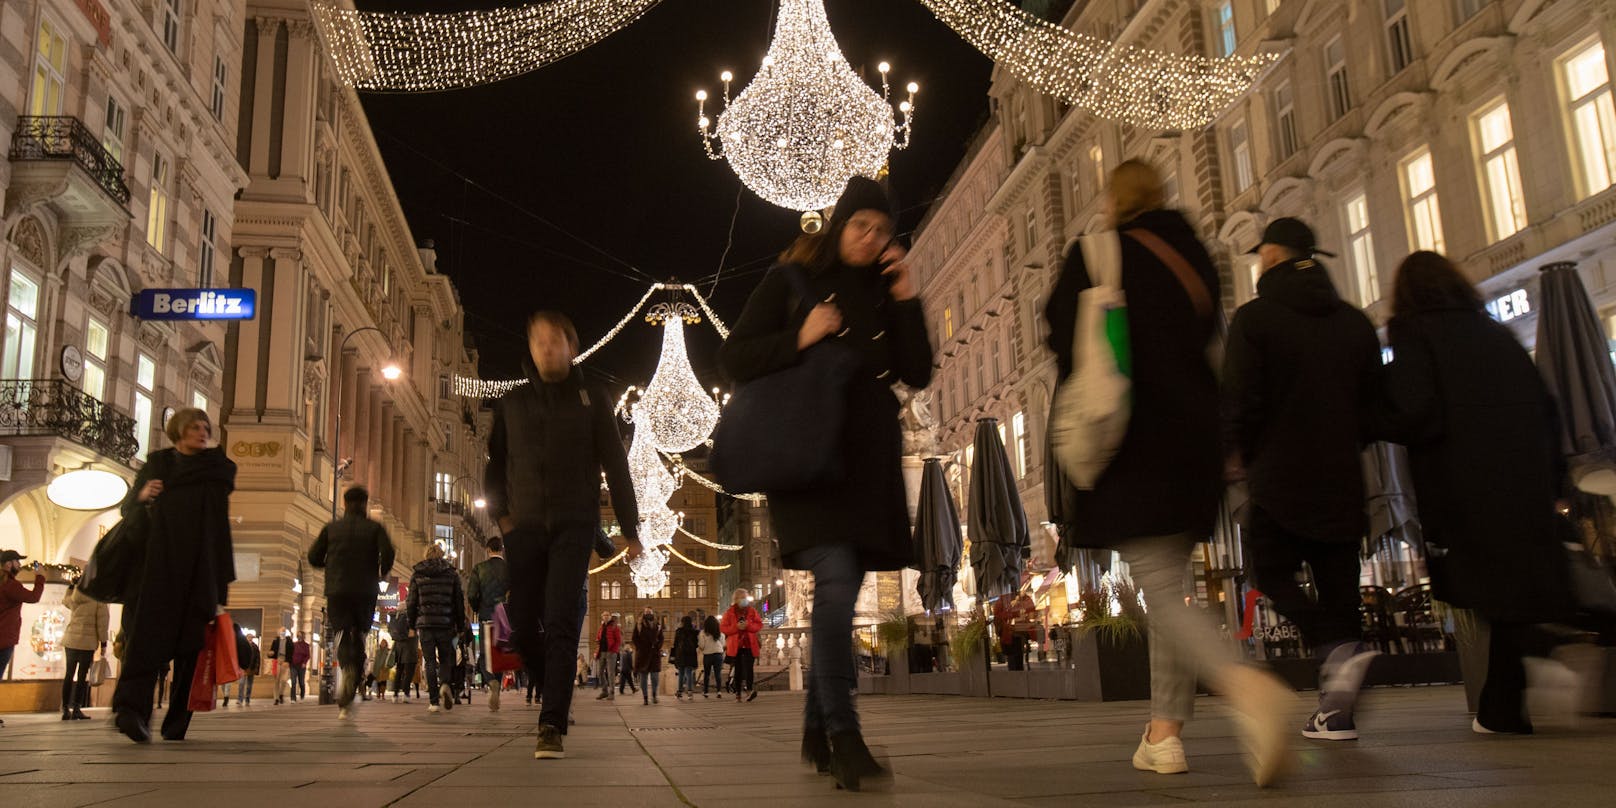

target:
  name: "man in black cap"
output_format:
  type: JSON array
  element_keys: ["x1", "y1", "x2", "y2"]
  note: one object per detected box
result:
[
  {"x1": 1222, "y1": 217, "x2": 1384, "y2": 743},
  {"x1": 1, "y1": 549, "x2": 45, "y2": 705},
  {"x1": 308, "y1": 485, "x2": 396, "y2": 718}
]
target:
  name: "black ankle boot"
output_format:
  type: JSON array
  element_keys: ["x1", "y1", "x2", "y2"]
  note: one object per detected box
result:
[
  {"x1": 115, "y1": 710, "x2": 151, "y2": 744},
  {"x1": 828, "y1": 731, "x2": 889, "y2": 792},
  {"x1": 801, "y1": 727, "x2": 831, "y2": 774},
  {"x1": 71, "y1": 708, "x2": 89, "y2": 720},
  {"x1": 61, "y1": 709, "x2": 72, "y2": 721}
]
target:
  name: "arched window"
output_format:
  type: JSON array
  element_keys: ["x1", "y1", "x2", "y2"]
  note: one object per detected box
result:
[
  {"x1": 697, "y1": 580, "x2": 708, "y2": 599},
  {"x1": 660, "y1": 583, "x2": 671, "y2": 599},
  {"x1": 610, "y1": 581, "x2": 622, "y2": 600},
  {"x1": 686, "y1": 579, "x2": 697, "y2": 599},
  {"x1": 600, "y1": 581, "x2": 610, "y2": 600}
]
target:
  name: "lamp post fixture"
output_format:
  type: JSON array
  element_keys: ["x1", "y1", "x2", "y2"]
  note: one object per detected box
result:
[{"x1": 330, "y1": 326, "x2": 402, "y2": 520}]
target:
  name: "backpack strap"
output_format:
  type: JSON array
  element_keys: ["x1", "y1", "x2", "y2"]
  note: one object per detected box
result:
[{"x1": 1123, "y1": 228, "x2": 1213, "y2": 320}]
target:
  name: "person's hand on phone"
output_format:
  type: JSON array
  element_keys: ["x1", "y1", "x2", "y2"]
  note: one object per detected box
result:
[{"x1": 881, "y1": 243, "x2": 917, "y2": 301}]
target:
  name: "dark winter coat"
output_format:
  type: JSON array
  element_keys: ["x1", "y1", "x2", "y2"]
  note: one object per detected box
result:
[
  {"x1": 390, "y1": 632, "x2": 418, "y2": 667},
  {"x1": 1223, "y1": 256, "x2": 1383, "y2": 542},
  {"x1": 630, "y1": 620, "x2": 664, "y2": 673},
  {"x1": 1382, "y1": 306, "x2": 1573, "y2": 621},
  {"x1": 118, "y1": 447, "x2": 236, "y2": 671},
  {"x1": 718, "y1": 260, "x2": 933, "y2": 570},
  {"x1": 467, "y1": 556, "x2": 509, "y2": 622},
  {"x1": 233, "y1": 626, "x2": 257, "y2": 675},
  {"x1": 1043, "y1": 209, "x2": 1223, "y2": 548},
  {"x1": 485, "y1": 363, "x2": 639, "y2": 541},
  {"x1": 405, "y1": 558, "x2": 466, "y2": 633},
  {"x1": 308, "y1": 510, "x2": 396, "y2": 600},
  {"x1": 671, "y1": 624, "x2": 700, "y2": 668}
]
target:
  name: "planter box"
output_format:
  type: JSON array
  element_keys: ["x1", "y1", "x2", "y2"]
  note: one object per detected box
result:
[
  {"x1": 857, "y1": 674, "x2": 889, "y2": 695},
  {"x1": 960, "y1": 656, "x2": 990, "y2": 698},
  {"x1": 910, "y1": 671, "x2": 961, "y2": 695},
  {"x1": 989, "y1": 669, "x2": 1080, "y2": 700},
  {"x1": 1071, "y1": 630, "x2": 1151, "y2": 702}
]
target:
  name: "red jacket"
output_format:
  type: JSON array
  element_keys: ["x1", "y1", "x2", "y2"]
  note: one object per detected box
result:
[
  {"x1": 597, "y1": 622, "x2": 623, "y2": 655},
  {"x1": 0, "y1": 573, "x2": 45, "y2": 648},
  {"x1": 720, "y1": 605, "x2": 762, "y2": 657}
]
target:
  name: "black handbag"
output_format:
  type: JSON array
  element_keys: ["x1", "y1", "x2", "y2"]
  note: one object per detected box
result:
[
  {"x1": 711, "y1": 265, "x2": 859, "y2": 493},
  {"x1": 80, "y1": 505, "x2": 150, "y2": 604},
  {"x1": 1555, "y1": 513, "x2": 1616, "y2": 618}
]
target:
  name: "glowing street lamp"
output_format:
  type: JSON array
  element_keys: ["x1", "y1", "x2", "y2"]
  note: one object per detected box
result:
[{"x1": 330, "y1": 325, "x2": 403, "y2": 519}]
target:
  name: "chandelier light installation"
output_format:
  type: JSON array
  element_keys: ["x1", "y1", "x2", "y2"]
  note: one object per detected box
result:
[
  {"x1": 695, "y1": 0, "x2": 917, "y2": 214},
  {"x1": 625, "y1": 424, "x2": 678, "y2": 596},
  {"x1": 636, "y1": 303, "x2": 721, "y2": 453}
]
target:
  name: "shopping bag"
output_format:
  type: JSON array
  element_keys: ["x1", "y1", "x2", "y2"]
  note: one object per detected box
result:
[
  {"x1": 211, "y1": 614, "x2": 243, "y2": 686},
  {"x1": 87, "y1": 656, "x2": 110, "y2": 687},
  {"x1": 1050, "y1": 232, "x2": 1130, "y2": 489},
  {"x1": 483, "y1": 604, "x2": 523, "y2": 673},
  {"x1": 190, "y1": 622, "x2": 218, "y2": 712}
]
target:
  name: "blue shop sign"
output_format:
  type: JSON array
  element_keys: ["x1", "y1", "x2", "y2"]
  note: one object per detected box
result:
[{"x1": 132, "y1": 288, "x2": 256, "y2": 321}]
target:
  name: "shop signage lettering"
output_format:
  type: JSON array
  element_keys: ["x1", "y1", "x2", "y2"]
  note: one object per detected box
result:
[
  {"x1": 1485, "y1": 288, "x2": 1531, "y2": 323},
  {"x1": 1254, "y1": 624, "x2": 1300, "y2": 642},
  {"x1": 132, "y1": 289, "x2": 256, "y2": 321}
]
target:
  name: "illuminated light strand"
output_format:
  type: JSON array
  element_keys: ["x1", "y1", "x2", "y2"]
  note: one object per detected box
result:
[
  {"x1": 660, "y1": 450, "x2": 766, "y2": 503},
  {"x1": 666, "y1": 544, "x2": 733, "y2": 571},
  {"x1": 590, "y1": 548, "x2": 629, "y2": 574},
  {"x1": 677, "y1": 524, "x2": 744, "y2": 551},
  {"x1": 310, "y1": 0, "x2": 661, "y2": 92},
  {"x1": 914, "y1": 0, "x2": 1280, "y2": 130},
  {"x1": 695, "y1": 0, "x2": 918, "y2": 212}
]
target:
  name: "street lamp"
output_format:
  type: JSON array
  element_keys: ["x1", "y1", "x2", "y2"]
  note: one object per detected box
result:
[{"x1": 331, "y1": 325, "x2": 402, "y2": 520}]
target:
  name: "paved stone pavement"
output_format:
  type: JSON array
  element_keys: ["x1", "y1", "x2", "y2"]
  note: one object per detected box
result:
[{"x1": 2, "y1": 684, "x2": 1615, "y2": 806}]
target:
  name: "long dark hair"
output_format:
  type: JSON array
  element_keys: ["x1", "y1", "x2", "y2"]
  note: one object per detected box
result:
[
  {"x1": 703, "y1": 614, "x2": 721, "y2": 640},
  {"x1": 778, "y1": 217, "x2": 847, "y2": 274},
  {"x1": 1392, "y1": 251, "x2": 1482, "y2": 319}
]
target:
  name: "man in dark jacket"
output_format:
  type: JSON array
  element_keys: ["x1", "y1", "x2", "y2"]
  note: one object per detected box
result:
[
  {"x1": 405, "y1": 544, "x2": 467, "y2": 712},
  {"x1": 486, "y1": 310, "x2": 642, "y2": 759},
  {"x1": 468, "y1": 536, "x2": 510, "y2": 711},
  {"x1": 268, "y1": 630, "x2": 293, "y2": 704},
  {"x1": 388, "y1": 614, "x2": 418, "y2": 703},
  {"x1": 1222, "y1": 217, "x2": 1383, "y2": 743},
  {"x1": 309, "y1": 485, "x2": 397, "y2": 716}
]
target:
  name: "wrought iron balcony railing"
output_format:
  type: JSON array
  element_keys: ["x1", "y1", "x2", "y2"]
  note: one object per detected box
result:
[
  {"x1": 9, "y1": 116, "x2": 132, "y2": 206},
  {"x1": 0, "y1": 379, "x2": 139, "y2": 464}
]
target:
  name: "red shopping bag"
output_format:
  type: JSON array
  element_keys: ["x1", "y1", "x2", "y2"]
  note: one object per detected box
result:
[
  {"x1": 190, "y1": 621, "x2": 218, "y2": 712},
  {"x1": 212, "y1": 613, "x2": 243, "y2": 686},
  {"x1": 483, "y1": 604, "x2": 524, "y2": 673}
]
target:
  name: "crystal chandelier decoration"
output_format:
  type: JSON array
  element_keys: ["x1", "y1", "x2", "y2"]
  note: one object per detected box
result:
[
  {"x1": 637, "y1": 303, "x2": 721, "y2": 453},
  {"x1": 695, "y1": 0, "x2": 917, "y2": 214},
  {"x1": 626, "y1": 424, "x2": 677, "y2": 596}
]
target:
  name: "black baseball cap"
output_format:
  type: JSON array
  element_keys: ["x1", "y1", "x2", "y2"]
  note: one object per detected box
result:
[
  {"x1": 0, "y1": 549, "x2": 26, "y2": 564},
  {"x1": 1251, "y1": 217, "x2": 1336, "y2": 258}
]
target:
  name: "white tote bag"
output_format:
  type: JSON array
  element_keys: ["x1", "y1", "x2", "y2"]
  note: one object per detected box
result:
[{"x1": 1050, "y1": 232, "x2": 1131, "y2": 490}]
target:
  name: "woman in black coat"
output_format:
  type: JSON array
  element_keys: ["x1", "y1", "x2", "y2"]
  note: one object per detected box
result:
[
  {"x1": 1381, "y1": 251, "x2": 1578, "y2": 734},
  {"x1": 718, "y1": 177, "x2": 931, "y2": 791},
  {"x1": 1042, "y1": 161, "x2": 1292, "y2": 786},
  {"x1": 112, "y1": 408, "x2": 236, "y2": 744}
]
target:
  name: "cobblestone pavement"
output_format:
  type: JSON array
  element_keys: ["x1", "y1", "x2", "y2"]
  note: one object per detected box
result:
[{"x1": 2, "y1": 684, "x2": 1613, "y2": 806}]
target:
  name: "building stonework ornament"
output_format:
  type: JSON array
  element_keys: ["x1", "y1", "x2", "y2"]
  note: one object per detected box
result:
[{"x1": 694, "y1": 0, "x2": 918, "y2": 214}]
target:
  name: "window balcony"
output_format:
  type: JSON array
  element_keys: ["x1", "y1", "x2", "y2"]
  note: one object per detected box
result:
[
  {"x1": 0, "y1": 379, "x2": 139, "y2": 465},
  {"x1": 7, "y1": 116, "x2": 131, "y2": 231}
]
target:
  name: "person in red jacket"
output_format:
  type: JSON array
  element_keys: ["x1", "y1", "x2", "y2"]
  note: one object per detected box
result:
[
  {"x1": 593, "y1": 613, "x2": 622, "y2": 701},
  {"x1": 721, "y1": 588, "x2": 763, "y2": 702},
  {"x1": 1, "y1": 550, "x2": 46, "y2": 698}
]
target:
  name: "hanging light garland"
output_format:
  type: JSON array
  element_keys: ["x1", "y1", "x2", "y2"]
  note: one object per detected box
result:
[
  {"x1": 310, "y1": 0, "x2": 661, "y2": 91},
  {"x1": 637, "y1": 303, "x2": 722, "y2": 453},
  {"x1": 913, "y1": 0, "x2": 1279, "y2": 130},
  {"x1": 695, "y1": 0, "x2": 917, "y2": 214}
]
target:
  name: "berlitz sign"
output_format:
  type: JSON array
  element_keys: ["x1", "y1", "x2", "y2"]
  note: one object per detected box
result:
[{"x1": 132, "y1": 289, "x2": 256, "y2": 321}]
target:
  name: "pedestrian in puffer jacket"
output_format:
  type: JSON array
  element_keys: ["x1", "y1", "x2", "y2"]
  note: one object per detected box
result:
[{"x1": 405, "y1": 545, "x2": 467, "y2": 711}]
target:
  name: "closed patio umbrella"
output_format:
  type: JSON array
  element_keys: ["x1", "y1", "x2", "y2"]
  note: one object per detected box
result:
[
  {"x1": 912, "y1": 458, "x2": 962, "y2": 612},
  {"x1": 1535, "y1": 261, "x2": 1616, "y2": 494},
  {"x1": 968, "y1": 418, "x2": 1029, "y2": 601}
]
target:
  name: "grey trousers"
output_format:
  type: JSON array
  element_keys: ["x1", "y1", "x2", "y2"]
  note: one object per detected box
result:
[{"x1": 1119, "y1": 532, "x2": 1241, "y2": 723}]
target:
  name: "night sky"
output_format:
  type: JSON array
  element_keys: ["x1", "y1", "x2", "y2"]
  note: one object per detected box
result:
[{"x1": 356, "y1": 0, "x2": 995, "y2": 390}]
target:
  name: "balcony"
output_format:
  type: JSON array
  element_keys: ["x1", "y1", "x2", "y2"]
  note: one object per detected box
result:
[
  {"x1": 0, "y1": 379, "x2": 139, "y2": 465},
  {"x1": 7, "y1": 117, "x2": 131, "y2": 231}
]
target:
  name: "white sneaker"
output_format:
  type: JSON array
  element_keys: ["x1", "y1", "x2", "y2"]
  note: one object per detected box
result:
[
  {"x1": 1131, "y1": 729, "x2": 1188, "y2": 774},
  {"x1": 428, "y1": 704, "x2": 440, "y2": 714},
  {"x1": 337, "y1": 706, "x2": 351, "y2": 720}
]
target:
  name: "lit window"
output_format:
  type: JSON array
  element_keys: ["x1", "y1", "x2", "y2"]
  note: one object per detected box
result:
[
  {"x1": 103, "y1": 96, "x2": 126, "y2": 163},
  {"x1": 1089, "y1": 143, "x2": 1105, "y2": 195},
  {"x1": 147, "y1": 152, "x2": 170, "y2": 252},
  {"x1": 1230, "y1": 118, "x2": 1253, "y2": 193},
  {"x1": 686, "y1": 580, "x2": 697, "y2": 599},
  {"x1": 1561, "y1": 39, "x2": 1616, "y2": 198},
  {"x1": 133, "y1": 354, "x2": 156, "y2": 458},
  {"x1": 1214, "y1": 1, "x2": 1236, "y2": 57},
  {"x1": 435, "y1": 472, "x2": 452, "y2": 501},
  {"x1": 192, "y1": 391, "x2": 209, "y2": 418},
  {"x1": 29, "y1": 17, "x2": 67, "y2": 117},
  {"x1": 3, "y1": 270, "x2": 41, "y2": 380},
  {"x1": 1274, "y1": 81, "x2": 1298, "y2": 159},
  {"x1": 611, "y1": 581, "x2": 622, "y2": 600},
  {"x1": 1011, "y1": 411, "x2": 1028, "y2": 478},
  {"x1": 199, "y1": 209, "x2": 217, "y2": 287},
  {"x1": 943, "y1": 306, "x2": 954, "y2": 339},
  {"x1": 1385, "y1": 0, "x2": 1413, "y2": 74},
  {"x1": 1237, "y1": 253, "x2": 1263, "y2": 304},
  {"x1": 1473, "y1": 99, "x2": 1528, "y2": 242},
  {"x1": 83, "y1": 318, "x2": 109, "y2": 400},
  {"x1": 1401, "y1": 147, "x2": 1446, "y2": 253},
  {"x1": 1326, "y1": 36, "x2": 1351, "y2": 121},
  {"x1": 1344, "y1": 192, "x2": 1380, "y2": 305}
]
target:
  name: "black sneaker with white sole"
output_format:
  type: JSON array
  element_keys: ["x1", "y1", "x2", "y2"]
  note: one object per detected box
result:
[
  {"x1": 534, "y1": 724, "x2": 565, "y2": 759},
  {"x1": 1302, "y1": 705, "x2": 1358, "y2": 740}
]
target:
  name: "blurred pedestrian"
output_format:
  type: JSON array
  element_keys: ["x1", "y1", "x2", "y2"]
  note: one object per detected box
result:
[
  {"x1": 721, "y1": 589, "x2": 762, "y2": 702},
  {"x1": 60, "y1": 580, "x2": 108, "y2": 720},
  {"x1": 1047, "y1": 162, "x2": 1294, "y2": 785},
  {"x1": 595, "y1": 613, "x2": 622, "y2": 701},
  {"x1": 1380, "y1": 251, "x2": 1598, "y2": 734},
  {"x1": 268, "y1": 630, "x2": 293, "y2": 704},
  {"x1": 1222, "y1": 215, "x2": 1384, "y2": 744},
  {"x1": 672, "y1": 614, "x2": 699, "y2": 700},
  {"x1": 405, "y1": 544, "x2": 467, "y2": 713},
  {"x1": 468, "y1": 535, "x2": 510, "y2": 711},
  {"x1": 111, "y1": 408, "x2": 237, "y2": 744},
  {"x1": 220, "y1": 622, "x2": 255, "y2": 707},
  {"x1": 0, "y1": 549, "x2": 45, "y2": 714},
  {"x1": 290, "y1": 632, "x2": 311, "y2": 702},
  {"x1": 717, "y1": 176, "x2": 932, "y2": 791},
  {"x1": 698, "y1": 615, "x2": 724, "y2": 698},
  {"x1": 389, "y1": 616, "x2": 418, "y2": 703},
  {"x1": 631, "y1": 608, "x2": 663, "y2": 704},
  {"x1": 308, "y1": 484, "x2": 396, "y2": 718},
  {"x1": 371, "y1": 638, "x2": 391, "y2": 700}
]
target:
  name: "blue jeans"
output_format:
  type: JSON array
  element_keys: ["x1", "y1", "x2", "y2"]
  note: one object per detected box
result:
[
  {"x1": 790, "y1": 543, "x2": 863, "y2": 736},
  {"x1": 677, "y1": 666, "x2": 695, "y2": 693},
  {"x1": 638, "y1": 670, "x2": 659, "y2": 699},
  {"x1": 504, "y1": 524, "x2": 594, "y2": 731},
  {"x1": 701, "y1": 653, "x2": 723, "y2": 694}
]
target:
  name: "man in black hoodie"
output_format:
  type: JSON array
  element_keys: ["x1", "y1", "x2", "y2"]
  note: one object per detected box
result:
[
  {"x1": 309, "y1": 485, "x2": 396, "y2": 717},
  {"x1": 1223, "y1": 218, "x2": 1383, "y2": 743},
  {"x1": 486, "y1": 310, "x2": 642, "y2": 760}
]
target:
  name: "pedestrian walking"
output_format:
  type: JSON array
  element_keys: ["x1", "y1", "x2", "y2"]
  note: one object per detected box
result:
[
  {"x1": 630, "y1": 609, "x2": 664, "y2": 704},
  {"x1": 389, "y1": 616, "x2": 418, "y2": 703},
  {"x1": 405, "y1": 544, "x2": 468, "y2": 713},
  {"x1": 671, "y1": 614, "x2": 699, "y2": 700},
  {"x1": 468, "y1": 536, "x2": 510, "y2": 711},
  {"x1": 1222, "y1": 215, "x2": 1385, "y2": 745},
  {"x1": 619, "y1": 645, "x2": 637, "y2": 695},
  {"x1": 1045, "y1": 161, "x2": 1295, "y2": 785},
  {"x1": 0, "y1": 550, "x2": 45, "y2": 718},
  {"x1": 698, "y1": 615, "x2": 724, "y2": 697},
  {"x1": 1379, "y1": 251, "x2": 1599, "y2": 734},
  {"x1": 241, "y1": 635, "x2": 261, "y2": 705},
  {"x1": 483, "y1": 309, "x2": 643, "y2": 759},
  {"x1": 308, "y1": 485, "x2": 397, "y2": 718},
  {"x1": 595, "y1": 613, "x2": 622, "y2": 701},
  {"x1": 220, "y1": 622, "x2": 256, "y2": 707},
  {"x1": 110, "y1": 407, "x2": 237, "y2": 744},
  {"x1": 268, "y1": 630, "x2": 293, "y2": 704},
  {"x1": 371, "y1": 638, "x2": 391, "y2": 700},
  {"x1": 290, "y1": 632, "x2": 311, "y2": 702},
  {"x1": 717, "y1": 176, "x2": 931, "y2": 791},
  {"x1": 720, "y1": 590, "x2": 762, "y2": 702},
  {"x1": 59, "y1": 580, "x2": 108, "y2": 720}
]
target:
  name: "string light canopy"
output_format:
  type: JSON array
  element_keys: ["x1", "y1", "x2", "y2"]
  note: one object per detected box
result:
[
  {"x1": 913, "y1": 0, "x2": 1279, "y2": 130},
  {"x1": 309, "y1": 0, "x2": 661, "y2": 92},
  {"x1": 695, "y1": 0, "x2": 917, "y2": 214}
]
